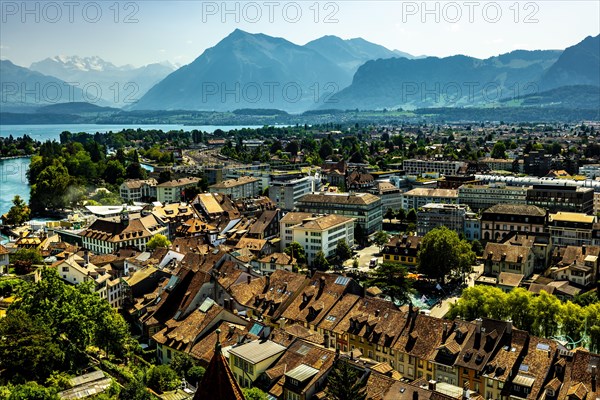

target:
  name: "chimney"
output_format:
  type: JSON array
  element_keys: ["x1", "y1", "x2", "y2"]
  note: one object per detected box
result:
[
  {"x1": 462, "y1": 382, "x2": 470, "y2": 400},
  {"x1": 265, "y1": 275, "x2": 271, "y2": 288},
  {"x1": 84, "y1": 250, "x2": 89, "y2": 266},
  {"x1": 476, "y1": 318, "x2": 483, "y2": 334},
  {"x1": 583, "y1": 245, "x2": 587, "y2": 255},
  {"x1": 412, "y1": 391, "x2": 419, "y2": 400},
  {"x1": 279, "y1": 318, "x2": 287, "y2": 329},
  {"x1": 319, "y1": 276, "x2": 326, "y2": 290},
  {"x1": 176, "y1": 245, "x2": 180, "y2": 252},
  {"x1": 375, "y1": 309, "x2": 380, "y2": 317},
  {"x1": 228, "y1": 324, "x2": 235, "y2": 335},
  {"x1": 506, "y1": 319, "x2": 512, "y2": 334},
  {"x1": 229, "y1": 298, "x2": 234, "y2": 311},
  {"x1": 428, "y1": 380, "x2": 437, "y2": 392},
  {"x1": 223, "y1": 299, "x2": 229, "y2": 310},
  {"x1": 247, "y1": 275, "x2": 251, "y2": 284}
]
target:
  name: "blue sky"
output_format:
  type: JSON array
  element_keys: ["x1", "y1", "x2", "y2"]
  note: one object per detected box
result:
[{"x1": 1, "y1": 1, "x2": 599, "y2": 68}]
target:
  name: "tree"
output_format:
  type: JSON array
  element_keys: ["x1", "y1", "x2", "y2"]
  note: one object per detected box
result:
[
  {"x1": 284, "y1": 242, "x2": 306, "y2": 266},
  {"x1": 396, "y1": 208, "x2": 407, "y2": 222},
  {"x1": 326, "y1": 360, "x2": 367, "y2": 400},
  {"x1": 354, "y1": 224, "x2": 366, "y2": 247},
  {"x1": 491, "y1": 141, "x2": 507, "y2": 159},
  {"x1": 29, "y1": 161, "x2": 72, "y2": 211},
  {"x1": 366, "y1": 263, "x2": 413, "y2": 305},
  {"x1": 312, "y1": 251, "x2": 329, "y2": 271},
  {"x1": 471, "y1": 239, "x2": 483, "y2": 256},
  {"x1": 102, "y1": 160, "x2": 126, "y2": 185},
  {"x1": 418, "y1": 227, "x2": 476, "y2": 281},
  {"x1": 560, "y1": 301, "x2": 585, "y2": 344},
  {"x1": 242, "y1": 387, "x2": 269, "y2": 400},
  {"x1": 531, "y1": 291, "x2": 561, "y2": 338},
  {"x1": 146, "y1": 365, "x2": 180, "y2": 393},
  {"x1": 6, "y1": 382, "x2": 59, "y2": 400},
  {"x1": 335, "y1": 240, "x2": 352, "y2": 262},
  {"x1": 146, "y1": 234, "x2": 171, "y2": 251},
  {"x1": 373, "y1": 231, "x2": 389, "y2": 251},
  {"x1": 186, "y1": 366, "x2": 205, "y2": 386},
  {"x1": 384, "y1": 208, "x2": 395, "y2": 221},
  {"x1": 10, "y1": 248, "x2": 44, "y2": 275},
  {"x1": 119, "y1": 379, "x2": 152, "y2": 400},
  {"x1": 125, "y1": 162, "x2": 147, "y2": 180},
  {"x1": 170, "y1": 352, "x2": 195, "y2": 379},
  {"x1": 5, "y1": 195, "x2": 31, "y2": 225},
  {"x1": 406, "y1": 208, "x2": 417, "y2": 223}
]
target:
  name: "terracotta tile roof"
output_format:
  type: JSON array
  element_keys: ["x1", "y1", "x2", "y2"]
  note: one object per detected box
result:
[
  {"x1": 281, "y1": 272, "x2": 354, "y2": 327},
  {"x1": 431, "y1": 320, "x2": 476, "y2": 367},
  {"x1": 364, "y1": 371, "x2": 397, "y2": 400},
  {"x1": 248, "y1": 209, "x2": 279, "y2": 236},
  {"x1": 79, "y1": 214, "x2": 164, "y2": 243},
  {"x1": 455, "y1": 318, "x2": 512, "y2": 372},
  {"x1": 258, "y1": 252, "x2": 295, "y2": 266},
  {"x1": 511, "y1": 336, "x2": 557, "y2": 399},
  {"x1": 559, "y1": 245, "x2": 600, "y2": 266},
  {"x1": 0, "y1": 244, "x2": 8, "y2": 255},
  {"x1": 317, "y1": 293, "x2": 361, "y2": 333},
  {"x1": 483, "y1": 242, "x2": 531, "y2": 264},
  {"x1": 234, "y1": 237, "x2": 267, "y2": 252},
  {"x1": 294, "y1": 214, "x2": 355, "y2": 231},
  {"x1": 482, "y1": 329, "x2": 528, "y2": 387},
  {"x1": 263, "y1": 340, "x2": 336, "y2": 398},
  {"x1": 280, "y1": 212, "x2": 314, "y2": 225},
  {"x1": 193, "y1": 331, "x2": 245, "y2": 400},
  {"x1": 157, "y1": 177, "x2": 200, "y2": 188},
  {"x1": 393, "y1": 313, "x2": 448, "y2": 360},
  {"x1": 209, "y1": 176, "x2": 259, "y2": 189},
  {"x1": 189, "y1": 321, "x2": 257, "y2": 367},
  {"x1": 483, "y1": 204, "x2": 547, "y2": 217},
  {"x1": 298, "y1": 192, "x2": 381, "y2": 206},
  {"x1": 528, "y1": 283, "x2": 556, "y2": 295},
  {"x1": 152, "y1": 300, "x2": 223, "y2": 353},
  {"x1": 497, "y1": 272, "x2": 524, "y2": 288}
]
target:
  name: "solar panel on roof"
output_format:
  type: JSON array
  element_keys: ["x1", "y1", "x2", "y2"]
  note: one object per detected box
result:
[
  {"x1": 519, "y1": 364, "x2": 529, "y2": 372},
  {"x1": 536, "y1": 343, "x2": 550, "y2": 351},
  {"x1": 334, "y1": 276, "x2": 350, "y2": 285}
]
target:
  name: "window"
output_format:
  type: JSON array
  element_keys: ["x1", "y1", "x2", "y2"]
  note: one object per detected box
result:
[{"x1": 166, "y1": 349, "x2": 172, "y2": 359}]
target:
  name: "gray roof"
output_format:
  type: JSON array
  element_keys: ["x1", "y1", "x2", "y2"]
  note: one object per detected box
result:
[
  {"x1": 228, "y1": 340, "x2": 286, "y2": 364},
  {"x1": 285, "y1": 364, "x2": 320, "y2": 382}
]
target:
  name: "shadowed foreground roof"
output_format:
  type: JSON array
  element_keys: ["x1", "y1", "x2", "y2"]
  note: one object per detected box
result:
[{"x1": 193, "y1": 332, "x2": 245, "y2": 400}]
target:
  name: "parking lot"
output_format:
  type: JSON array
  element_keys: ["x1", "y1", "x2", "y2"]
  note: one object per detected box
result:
[{"x1": 343, "y1": 244, "x2": 382, "y2": 273}]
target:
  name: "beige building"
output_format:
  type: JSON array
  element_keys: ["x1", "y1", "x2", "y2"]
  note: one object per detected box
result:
[
  {"x1": 401, "y1": 188, "x2": 458, "y2": 210},
  {"x1": 228, "y1": 340, "x2": 286, "y2": 388},
  {"x1": 156, "y1": 177, "x2": 200, "y2": 203},
  {"x1": 402, "y1": 159, "x2": 464, "y2": 176},
  {"x1": 458, "y1": 183, "x2": 528, "y2": 211},
  {"x1": 296, "y1": 192, "x2": 382, "y2": 235},
  {"x1": 483, "y1": 242, "x2": 535, "y2": 277},
  {"x1": 119, "y1": 179, "x2": 157, "y2": 201},
  {"x1": 548, "y1": 212, "x2": 597, "y2": 247},
  {"x1": 289, "y1": 214, "x2": 355, "y2": 265},
  {"x1": 209, "y1": 176, "x2": 260, "y2": 200}
]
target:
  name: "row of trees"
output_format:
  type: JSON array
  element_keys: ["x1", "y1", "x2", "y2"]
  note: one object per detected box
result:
[{"x1": 448, "y1": 285, "x2": 600, "y2": 352}]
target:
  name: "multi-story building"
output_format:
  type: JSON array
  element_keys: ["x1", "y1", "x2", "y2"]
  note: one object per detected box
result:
[
  {"x1": 402, "y1": 159, "x2": 465, "y2": 176},
  {"x1": 479, "y1": 157, "x2": 520, "y2": 173},
  {"x1": 79, "y1": 213, "x2": 168, "y2": 254},
  {"x1": 579, "y1": 164, "x2": 600, "y2": 179},
  {"x1": 369, "y1": 181, "x2": 404, "y2": 213},
  {"x1": 401, "y1": 188, "x2": 458, "y2": 211},
  {"x1": 417, "y1": 203, "x2": 469, "y2": 237},
  {"x1": 548, "y1": 212, "x2": 597, "y2": 247},
  {"x1": 480, "y1": 204, "x2": 547, "y2": 242},
  {"x1": 279, "y1": 212, "x2": 314, "y2": 252},
  {"x1": 482, "y1": 241, "x2": 535, "y2": 277},
  {"x1": 289, "y1": 214, "x2": 355, "y2": 265},
  {"x1": 156, "y1": 177, "x2": 200, "y2": 203},
  {"x1": 381, "y1": 235, "x2": 422, "y2": 268},
  {"x1": 463, "y1": 211, "x2": 481, "y2": 241},
  {"x1": 255, "y1": 252, "x2": 296, "y2": 275},
  {"x1": 209, "y1": 176, "x2": 260, "y2": 200},
  {"x1": 268, "y1": 176, "x2": 318, "y2": 210},
  {"x1": 119, "y1": 179, "x2": 157, "y2": 202},
  {"x1": 594, "y1": 192, "x2": 600, "y2": 216},
  {"x1": 458, "y1": 183, "x2": 529, "y2": 211},
  {"x1": 526, "y1": 184, "x2": 594, "y2": 214},
  {"x1": 296, "y1": 192, "x2": 382, "y2": 235},
  {"x1": 553, "y1": 245, "x2": 599, "y2": 287},
  {"x1": 229, "y1": 340, "x2": 286, "y2": 387}
]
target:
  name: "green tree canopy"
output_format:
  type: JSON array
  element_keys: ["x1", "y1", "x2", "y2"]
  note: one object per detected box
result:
[
  {"x1": 242, "y1": 387, "x2": 269, "y2": 400},
  {"x1": 284, "y1": 242, "x2": 306, "y2": 266},
  {"x1": 335, "y1": 240, "x2": 353, "y2": 262},
  {"x1": 146, "y1": 365, "x2": 180, "y2": 393},
  {"x1": 418, "y1": 227, "x2": 475, "y2": 281},
  {"x1": 146, "y1": 234, "x2": 171, "y2": 251},
  {"x1": 5, "y1": 195, "x2": 31, "y2": 226},
  {"x1": 312, "y1": 250, "x2": 329, "y2": 271},
  {"x1": 366, "y1": 263, "x2": 414, "y2": 305},
  {"x1": 326, "y1": 360, "x2": 367, "y2": 400},
  {"x1": 491, "y1": 141, "x2": 507, "y2": 159},
  {"x1": 373, "y1": 231, "x2": 390, "y2": 251}
]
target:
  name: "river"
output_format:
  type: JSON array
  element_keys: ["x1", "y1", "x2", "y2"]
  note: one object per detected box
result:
[{"x1": 0, "y1": 123, "x2": 266, "y2": 217}]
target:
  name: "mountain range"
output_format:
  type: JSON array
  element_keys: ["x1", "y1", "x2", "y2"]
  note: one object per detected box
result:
[
  {"x1": 1, "y1": 31, "x2": 598, "y2": 113},
  {"x1": 29, "y1": 56, "x2": 176, "y2": 106}
]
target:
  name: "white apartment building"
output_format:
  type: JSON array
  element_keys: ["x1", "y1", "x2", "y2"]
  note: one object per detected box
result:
[
  {"x1": 458, "y1": 183, "x2": 529, "y2": 211},
  {"x1": 279, "y1": 212, "x2": 315, "y2": 251},
  {"x1": 290, "y1": 214, "x2": 355, "y2": 265},
  {"x1": 80, "y1": 213, "x2": 168, "y2": 254},
  {"x1": 209, "y1": 176, "x2": 260, "y2": 200},
  {"x1": 119, "y1": 179, "x2": 157, "y2": 201},
  {"x1": 401, "y1": 188, "x2": 458, "y2": 210},
  {"x1": 268, "y1": 176, "x2": 320, "y2": 210},
  {"x1": 402, "y1": 159, "x2": 465, "y2": 176},
  {"x1": 548, "y1": 212, "x2": 597, "y2": 247},
  {"x1": 156, "y1": 177, "x2": 201, "y2": 203}
]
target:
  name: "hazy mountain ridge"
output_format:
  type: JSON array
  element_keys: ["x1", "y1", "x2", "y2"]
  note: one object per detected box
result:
[{"x1": 30, "y1": 56, "x2": 176, "y2": 106}]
